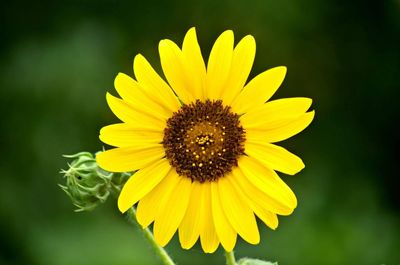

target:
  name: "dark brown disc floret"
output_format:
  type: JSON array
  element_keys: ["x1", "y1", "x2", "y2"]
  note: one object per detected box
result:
[{"x1": 163, "y1": 99, "x2": 245, "y2": 182}]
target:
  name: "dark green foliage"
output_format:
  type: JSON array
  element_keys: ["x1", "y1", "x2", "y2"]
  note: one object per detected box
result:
[{"x1": 0, "y1": 0, "x2": 399, "y2": 264}]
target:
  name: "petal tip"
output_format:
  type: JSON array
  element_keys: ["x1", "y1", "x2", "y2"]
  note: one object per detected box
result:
[
  {"x1": 134, "y1": 53, "x2": 144, "y2": 59},
  {"x1": 300, "y1": 97, "x2": 313, "y2": 111},
  {"x1": 224, "y1": 29, "x2": 234, "y2": 35},
  {"x1": 289, "y1": 158, "x2": 306, "y2": 175},
  {"x1": 270, "y1": 223, "x2": 278, "y2": 230},
  {"x1": 105, "y1": 91, "x2": 114, "y2": 101},
  {"x1": 95, "y1": 152, "x2": 106, "y2": 169},
  {"x1": 187, "y1": 27, "x2": 196, "y2": 34},
  {"x1": 117, "y1": 197, "x2": 130, "y2": 213},
  {"x1": 158, "y1": 39, "x2": 168, "y2": 47},
  {"x1": 291, "y1": 197, "x2": 298, "y2": 210},
  {"x1": 295, "y1": 162, "x2": 306, "y2": 175},
  {"x1": 153, "y1": 232, "x2": 169, "y2": 247},
  {"x1": 98, "y1": 125, "x2": 109, "y2": 136},
  {"x1": 243, "y1": 34, "x2": 256, "y2": 43},
  {"x1": 217, "y1": 29, "x2": 234, "y2": 42},
  {"x1": 226, "y1": 30, "x2": 234, "y2": 40},
  {"x1": 180, "y1": 240, "x2": 196, "y2": 250},
  {"x1": 202, "y1": 246, "x2": 219, "y2": 254},
  {"x1": 137, "y1": 219, "x2": 149, "y2": 229},
  {"x1": 133, "y1": 53, "x2": 145, "y2": 67},
  {"x1": 114, "y1": 72, "x2": 126, "y2": 88},
  {"x1": 105, "y1": 92, "x2": 120, "y2": 108},
  {"x1": 280, "y1": 207, "x2": 295, "y2": 216},
  {"x1": 222, "y1": 244, "x2": 235, "y2": 252},
  {"x1": 253, "y1": 238, "x2": 261, "y2": 245},
  {"x1": 115, "y1": 72, "x2": 123, "y2": 79},
  {"x1": 183, "y1": 27, "x2": 199, "y2": 45},
  {"x1": 306, "y1": 110, "x2": 316, "y2": 124},
  {"x1": 236, "y1": 35, "x2": 256, "y2": 55},
  {"x1": 277, "y1": 65, "x2": 287, "y2": 74}
]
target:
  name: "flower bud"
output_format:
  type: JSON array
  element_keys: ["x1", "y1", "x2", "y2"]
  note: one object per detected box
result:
[{"x1": 59, "y1": 151, "x2": 130, "y2": 212}]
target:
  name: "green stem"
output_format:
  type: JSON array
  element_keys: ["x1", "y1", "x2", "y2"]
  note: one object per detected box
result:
[
  {"x1": 127, "y1": 208, "x2": 176, "y2": 265},
  {"x1": 225, "y1": 251, "x2": 237, "y2": 265}
]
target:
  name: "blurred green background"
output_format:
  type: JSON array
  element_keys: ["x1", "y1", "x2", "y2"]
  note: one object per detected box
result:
[{"x1": 1, "y1": 0, "x2": 399, "y2": 264}]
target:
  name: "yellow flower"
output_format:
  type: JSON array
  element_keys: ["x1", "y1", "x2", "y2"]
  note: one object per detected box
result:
[{"x1": 97, "y1": 28, "x2": 314, "y2": 253}]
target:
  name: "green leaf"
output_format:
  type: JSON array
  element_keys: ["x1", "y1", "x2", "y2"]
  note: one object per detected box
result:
[{"x1": 237, "y1": 258, "x2": 278, "y2": 265}]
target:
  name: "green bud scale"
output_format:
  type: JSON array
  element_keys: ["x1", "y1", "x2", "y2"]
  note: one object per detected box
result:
[{"x1": 59, "y1": 151, "x2": 130, "y2": 212}]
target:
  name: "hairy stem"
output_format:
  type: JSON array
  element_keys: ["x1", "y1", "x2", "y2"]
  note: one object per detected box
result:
[
  {"x1": 127, "y1": 208, "x2": 176, "y2": 265},
  {"x1": 225, "y1": 251, "x2": 237, "y2": 265}
]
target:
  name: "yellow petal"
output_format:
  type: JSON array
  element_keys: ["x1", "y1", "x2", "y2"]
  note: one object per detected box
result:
[
  {"x1": 252, "y1": 204, "x2": 278, "y2": 230},
  {"x1": 245, "y1": 142, "x2": 304, "y2": 175},
  {"x1": 117, "y1": 158, "x2": 171, "y2": 213},
  {"x1": 217, "y1": 176, "x2": 260, "y2": 244},
  {"x1": 159, "y1": 39, "x2": 195, "y2": 103},
  {"x1": 99, "y1": 123, "x2": 163, "y2": 147},
  {"x1": 240, "y1": 97, "x2": 312, "y2": 129},
  {"x1": 182, "y1": 27, "x2": 206, "y2": 100},
  {"x1": 178, "y1": 182, "x2": 204, "y2": 249},
  {"x1": 96, "y1": 144, "x2": 165, "y2": 172},
  {"x1": 211, "y1": 181, "x2": 237, "y2": 251},
  {"x1": 221, "y1": 35, "x2": 256, "y2": 105},
  {"x1": 231, "y1": 66, "x2": 287, "y2": 114},
  {"x1": 114, "y1": 73, "x2": 172, "y2": 120},
  {"x1": 230, "y1": 166, "x2": 294, "y2": 216},
  {"x1": 153, "y1": 172, "x2": 192, "y2": 247},
  {"x1": 133, "y1": 54, "x2": 180, "y2": 112},
  {"x1": 246, "y1": 111, "x2": 315, "y2": 143},
  {"x1": 230, "y1": 168, "x2": 279, "y2": 229},
  {"x1": 106, "y1": 93, "x2": 166, "y2": 129},
  {"x1": 199, "y1": 183, "x2": 220, "y2": 253},
  {"x1": 205, "y1": 30, "x2": 234, "y2": 100},
  {"x1": 238, "y1": 156, "x2": 297, "y2": 210},
  {"x1": 179, "y1": 182, "x2": 219, "y2": 253},
  {"x1": 136, "y1": 170, "x2": 180, "y2": 228}
]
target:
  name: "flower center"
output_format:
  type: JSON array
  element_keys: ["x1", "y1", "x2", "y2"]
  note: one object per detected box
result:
[{"x1": 163, "y1": 100, "x2": 245, "y2": 182}]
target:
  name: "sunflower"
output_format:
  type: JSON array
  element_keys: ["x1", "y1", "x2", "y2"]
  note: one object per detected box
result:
[{"x1": 96, "y1": 28, "x2": 314, "y2": 253}]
